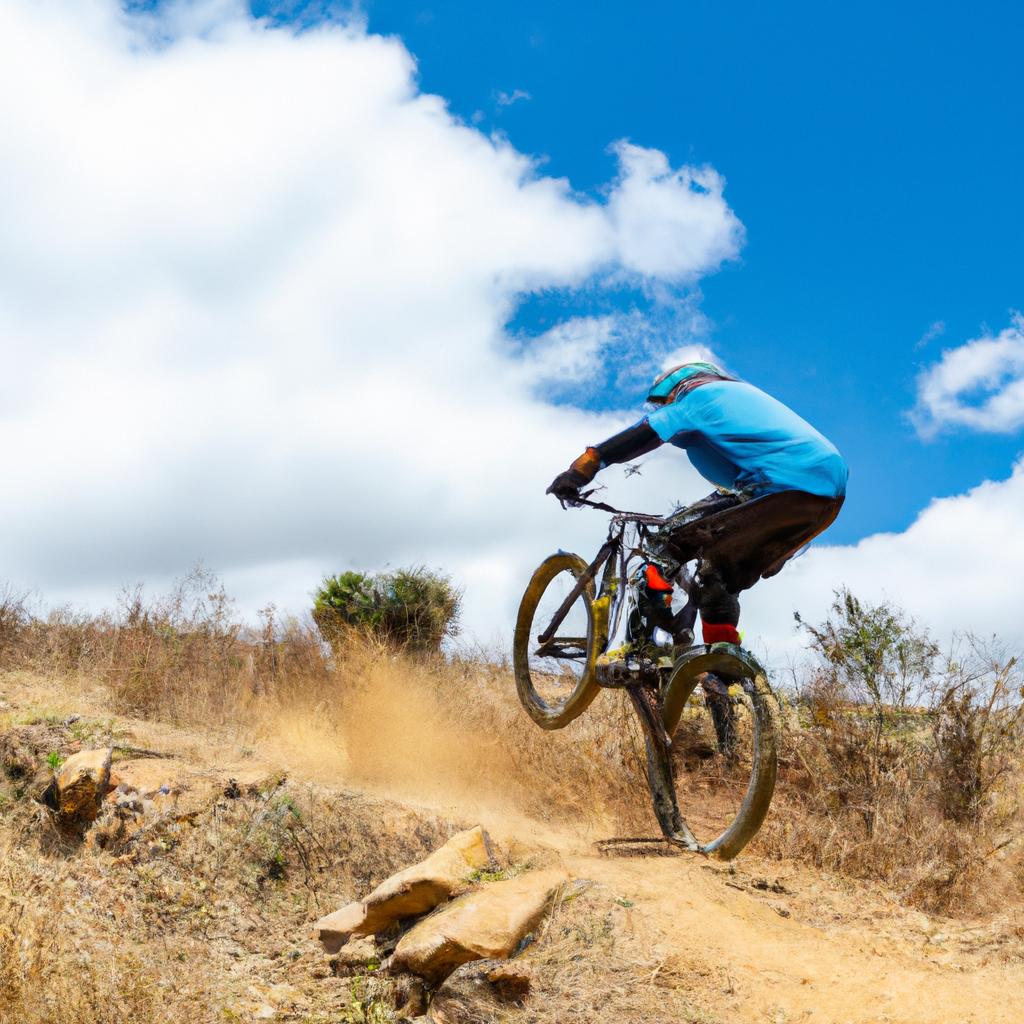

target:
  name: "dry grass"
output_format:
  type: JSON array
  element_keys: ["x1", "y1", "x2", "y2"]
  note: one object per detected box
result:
[
  {"x1": 0, "y1": 570, "x2": 656, "y2": 840},
  {"x1": 0, "y1": 569, "x2": 330, "y2": 726},
  {"x1": 2, "y1": 568, "x2": 1023, "y2": 930},
  {"x1": 0, "y1": 723, "x2": 465, "y2": 1024},
  {"x1": 755, "y1": 678, "x2": 1024, "y2": 915}
]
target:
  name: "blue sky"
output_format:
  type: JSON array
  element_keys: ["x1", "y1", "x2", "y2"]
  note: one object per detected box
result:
[
  {"x1": 249, "y1": 0, "x2": 1024, "y2": 544},
  {"x1": 3, "y1": 0, "x2": 1022, "y2": 654}
]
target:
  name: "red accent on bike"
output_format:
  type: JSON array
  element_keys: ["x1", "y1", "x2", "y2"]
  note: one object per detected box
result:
[
  {"x1": 702, "y1": 622, "x2": 741, "y2": 645},
  {"x1": 644, "y1": 564, "x2": 673, "y2": 592}
]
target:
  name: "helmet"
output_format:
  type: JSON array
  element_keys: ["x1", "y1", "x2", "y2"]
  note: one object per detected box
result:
[{"x1": 647, "y1": 361, "x2": 730, "y2": 405}]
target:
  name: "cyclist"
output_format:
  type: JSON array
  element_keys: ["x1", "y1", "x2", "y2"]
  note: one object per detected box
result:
[{"x1": 546, "y1": 361, "x2": 848, "y2": 650}]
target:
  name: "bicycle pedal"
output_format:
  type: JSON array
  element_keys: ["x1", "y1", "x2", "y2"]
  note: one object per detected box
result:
[{"x1": 594, "y1": 659, "x2": 637, "y2": 687}]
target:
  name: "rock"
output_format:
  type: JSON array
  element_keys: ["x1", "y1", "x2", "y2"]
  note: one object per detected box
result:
[
  {"x1": 391, "y1": 869, "x2": 566, "y2": 984},
  {"x1": 427, "y1": 959, "x2": 533, "y2": 1023},
  {"x1": 265, "y1": 983, "x2": 307, "y2": 1008},
  {"x1": 484, "y1": 961, "x2": 533, "y2": 1000},
  {"x1": 246, "y1": 981, "x2": 308, "y2": 1019},
  {"x1": 54, "y1": 747, "x2": 113, "y2": 821},
  {"x1": 393, "y1": 975, "x2": 428, "y2": 1019},
  {"x1": 314, "y1": 902, "x2": 367, "y2": 952},
  {"x1": 331, "y1": 935, "x2": 381, "y2": 974},
  {"x1": 314, "y1": 826, "x2": 494, "y2": 952}
]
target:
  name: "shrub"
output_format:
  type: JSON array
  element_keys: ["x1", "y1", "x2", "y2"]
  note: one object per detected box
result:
[
  {"x1": 795, "y1": 588, "x2": 940, "y2": 711},
  {"x1": 793, "y1": 589, "x2": 939, "y2": 839},
  {"x1": 313, "y1": 566, "x2": 460, "y2": 654},
  {"x1": 759, "y1": 591, "x2": 1024, "y2": 913},
  {"x1": 0, "y1": 584, "x2": 30, "y2": 667},
  {"x1": 930, "y1": 637, "x2": 1024, "y2": 825}
]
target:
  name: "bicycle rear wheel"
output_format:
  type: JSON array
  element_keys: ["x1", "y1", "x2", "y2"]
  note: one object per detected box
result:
[
  {"x1": 513, "y1": 552, "x2": 601, "y2": 730},
  {"x1": 661, "y1": 646, "x2": 778, "y2": 859}
]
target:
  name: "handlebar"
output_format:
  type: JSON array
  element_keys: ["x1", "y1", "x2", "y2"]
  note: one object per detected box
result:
[{"x1": 561, "y1": 489, "x2": 667, "y2": 526}]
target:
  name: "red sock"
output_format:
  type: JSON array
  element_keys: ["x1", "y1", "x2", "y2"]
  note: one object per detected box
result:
[{"x1": 702, "y1": 621, "x2": 740, "y2": 645}]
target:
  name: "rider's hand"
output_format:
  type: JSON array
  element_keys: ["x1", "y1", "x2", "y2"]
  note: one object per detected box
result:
[{"x1": 546, "y1": 469, "x2": 589, "y2": 502}]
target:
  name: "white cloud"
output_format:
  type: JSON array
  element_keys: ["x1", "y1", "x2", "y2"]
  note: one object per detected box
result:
[
  {"x1": 496, "y1": 88, "x2": 531, "y2": 108},
  {"x1": 914, "y1": 319, "x2": 946, "y2": 351},
  {"x1": 912, "y1": 314, "x2": 1024, "y2": 437},
  {"x1": 743, "y1": 459, "x2": 1024, "y2": 666},
  {"x1": 516, "y1": 317, "x2": 617, "y2": 393},
  {"x1": 5, "y1": 1, "x2": 1019, "y2": 674},
  {"x1": 0, "y1": 0, "x2": 733, "y2": 636},
  {"x1": 606, "y1": 142, "x2": 745, "y2": 282}
]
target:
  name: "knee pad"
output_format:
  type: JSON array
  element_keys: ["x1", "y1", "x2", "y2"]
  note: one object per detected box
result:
[{"x1": 696, "y1": 564, "x2": 740, "y2": 626}]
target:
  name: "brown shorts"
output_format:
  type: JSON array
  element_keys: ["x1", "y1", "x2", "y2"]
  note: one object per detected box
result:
[{"x1": 659, "y1": 490, "x2": 844, "y2": 595}]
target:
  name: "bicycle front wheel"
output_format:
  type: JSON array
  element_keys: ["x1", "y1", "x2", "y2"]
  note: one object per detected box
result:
[
  {"x1": 661, "y1": 645, "x2": 778, "y2": 859},
  {"x1": 513, "y1": 552, "x2": 601, "y2": 730}
]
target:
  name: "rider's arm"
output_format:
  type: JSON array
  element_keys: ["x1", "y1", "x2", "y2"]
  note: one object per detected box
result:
[
  {"x1": 594, "y1": 419, "x2": 663, "y2": 467},
  {"x1": 547, "y1": 419, "x2": 664, "y2": 498}
]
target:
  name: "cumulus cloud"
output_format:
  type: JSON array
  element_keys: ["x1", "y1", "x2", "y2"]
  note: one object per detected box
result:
[
  {"x1": 0, "y1": 0, "x2": 733, "y2": 639},
  {"x1": 606, "y1": 142, "x2": 744, "y2": 282},
  {"x1": 5, "y1": 1, "x2": 1017, "y2": 669},
  {"x1": 912, "y1": 314, "x2": 1024, "y2": 437}
]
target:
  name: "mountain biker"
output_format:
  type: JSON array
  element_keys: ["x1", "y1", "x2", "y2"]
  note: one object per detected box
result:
[{"x1": 546, "y1": 361, "x2": 848, "y2": 650}]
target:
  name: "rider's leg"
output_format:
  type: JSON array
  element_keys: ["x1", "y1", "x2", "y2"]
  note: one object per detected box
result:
[
  {"x1": 695, "y1": 561, "x2": 741, "y2": 645},
  {"x1": 694, "y1": 563, "x2": 741, "y2": 756},
  {"x1": 705, "y1": 676, "x2": 738, "y2": 757}
]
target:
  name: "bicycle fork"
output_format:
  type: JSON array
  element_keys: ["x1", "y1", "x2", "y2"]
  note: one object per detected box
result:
[
  {"x1": 591, "y1": 566, "x2": 701, "y2": 853},
  {"x1": 626, "y1": 681, "x2": 700, "y2": 852}
]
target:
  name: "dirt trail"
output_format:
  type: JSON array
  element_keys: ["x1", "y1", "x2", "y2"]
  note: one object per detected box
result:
[
  {"x1": 273, "y1": 719, "x2": 1024, "y2": 1024},
  {"x1": 324, "y1": 769, "x2": 1022, "y2": 1023},
  {"x1": 5, "y1": 672, "x2": 1022, "y2": 1023},
  {"x1": 235, "y1": 724, "x2": 1013, "y2": 1024},
  {"x1": 559, "y1": 853, "x2": 1023, "y2": 1024}
]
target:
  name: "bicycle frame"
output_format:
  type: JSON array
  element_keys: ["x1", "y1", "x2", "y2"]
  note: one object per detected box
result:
[{"x1": 535, "y1": 502, "x2": 666, "y2": 655}]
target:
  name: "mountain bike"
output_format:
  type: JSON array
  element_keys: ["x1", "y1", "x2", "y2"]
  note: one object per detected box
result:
[{"x1": 512, "y1": 495, "x2": 779, "y2": 859}]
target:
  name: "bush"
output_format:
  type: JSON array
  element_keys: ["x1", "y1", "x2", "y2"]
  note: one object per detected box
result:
[
  {"x1": 755, "y1": 590, "x2": 1024, "y2": 913},
  {"x1": 795, "y1": 588, "x2": 940, "y2": 711},
  {"x1": 0, "y1": 584, "x2": 30, "y2": 667},
  {"x1": 313, "y1": 566, "x2": 460, "y2": 654},
  {"x1": 792, "y1": 588, "x2": 939, "y2": 839},
  {"x1": 930, "y1": 637, "x2": 1024, "y2": 825}
]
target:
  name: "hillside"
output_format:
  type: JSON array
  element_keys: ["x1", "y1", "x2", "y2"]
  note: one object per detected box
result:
[{"x1": 1, "y1": 659, "x2": 1022, "y2": 1024}]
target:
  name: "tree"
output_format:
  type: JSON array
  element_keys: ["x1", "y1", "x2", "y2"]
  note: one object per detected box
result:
[{"x1": 313, "y1": 566, "x2": 461, "y2": 654}]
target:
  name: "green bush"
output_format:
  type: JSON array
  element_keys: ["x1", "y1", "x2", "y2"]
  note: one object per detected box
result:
[{"x1": 312, "y1": 567, "x2": 460, "y2": 654}]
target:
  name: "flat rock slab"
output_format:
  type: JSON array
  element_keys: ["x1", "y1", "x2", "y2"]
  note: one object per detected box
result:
[
  {"x1": 391, "y1": 869, "x2": 567, "y2": 983},
  {"x1": 314, "y1": 826, "x2": 494, "y2": 952}
]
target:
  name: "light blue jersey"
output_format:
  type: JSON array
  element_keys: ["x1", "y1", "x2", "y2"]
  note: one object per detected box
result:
[{"x1": 644, "y1": 380, "x2": 848, "y2": 499}]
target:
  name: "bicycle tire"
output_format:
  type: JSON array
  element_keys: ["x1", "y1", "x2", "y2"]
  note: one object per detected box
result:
[
  {"x1": 513, "y1": 552, "x2": 601, "y2": 730},
  {"x1": 661, "y1": 644, "x2": 778, "y2": 859}
]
